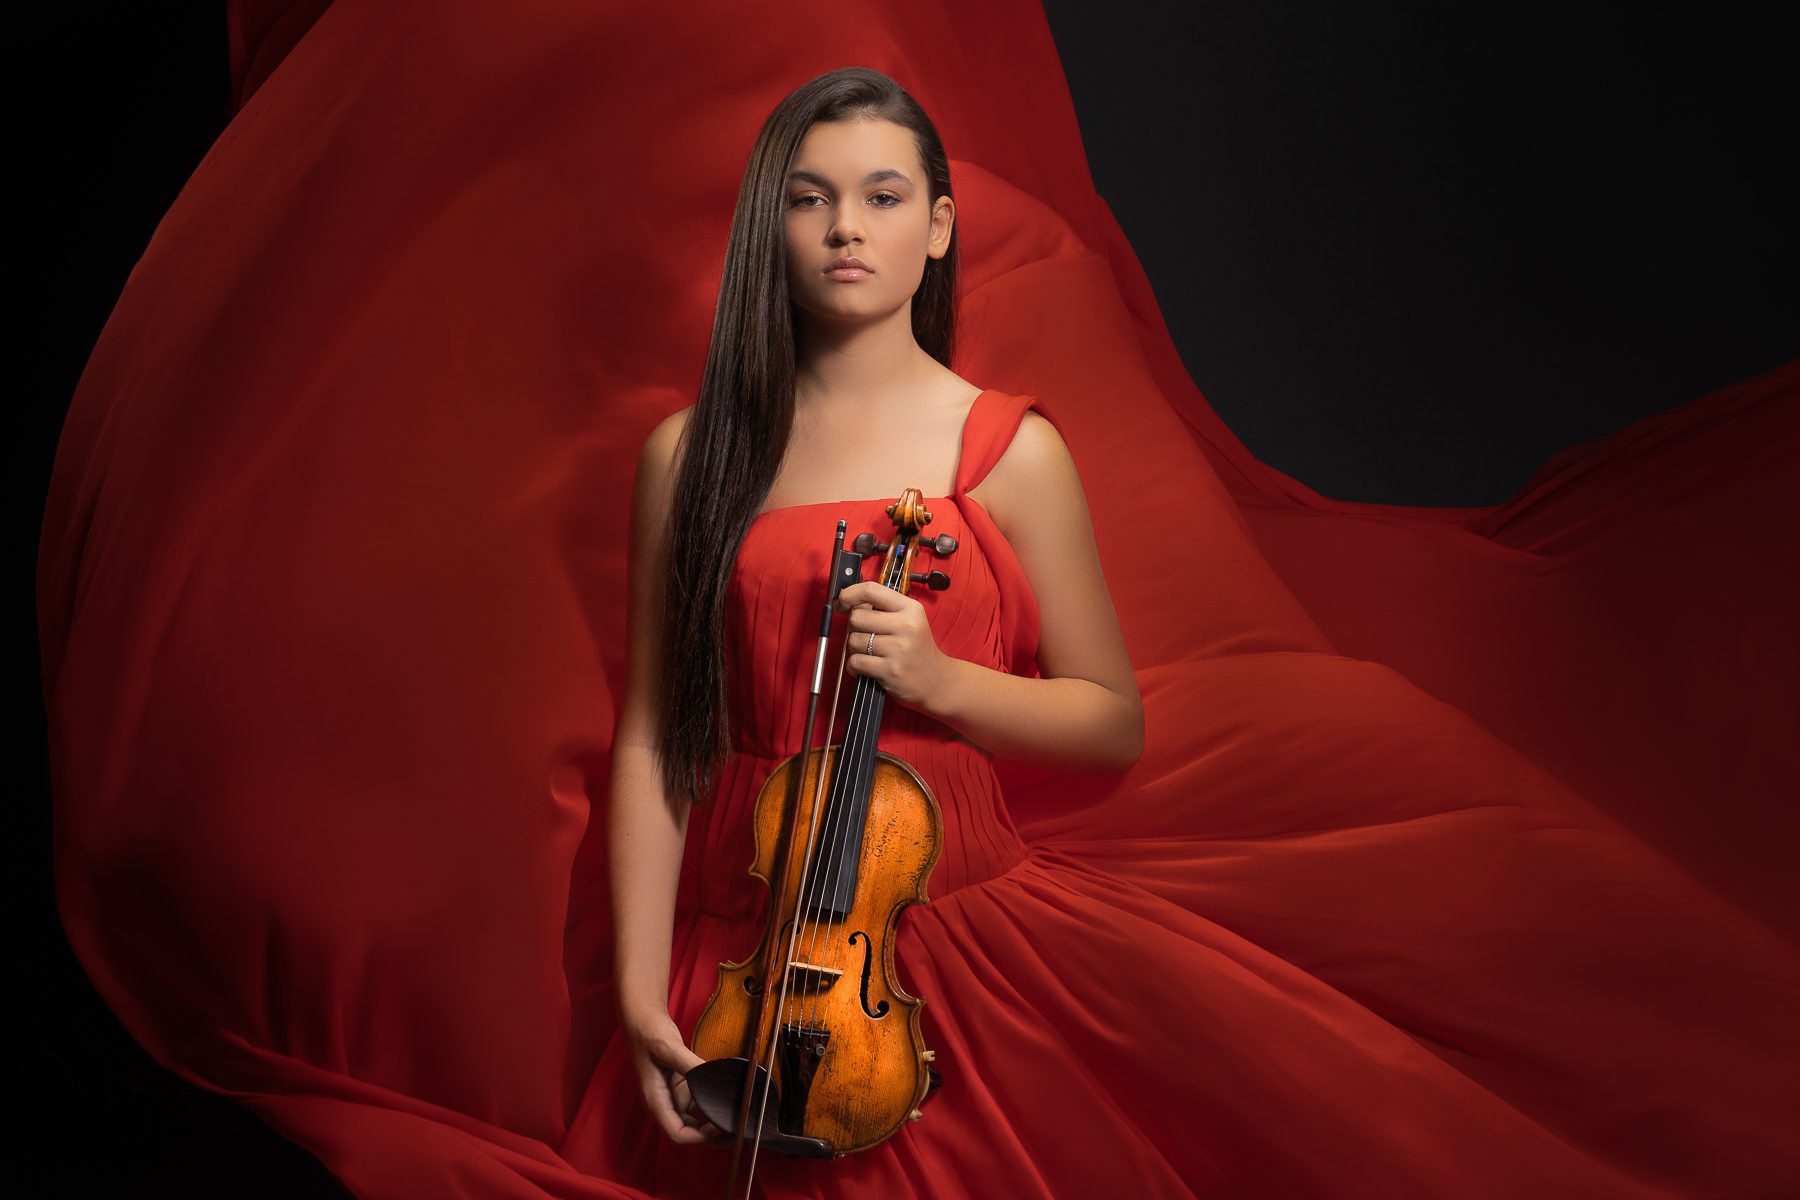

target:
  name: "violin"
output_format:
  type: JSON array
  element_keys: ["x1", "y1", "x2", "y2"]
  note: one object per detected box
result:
[{"x1": 685, "y1": 488, "x2": 954, "y2": 1196}]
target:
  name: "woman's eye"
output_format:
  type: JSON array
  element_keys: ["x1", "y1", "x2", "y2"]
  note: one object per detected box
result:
[{"x1": 789, "y1": 193, "x2": 901, "y2": 209}]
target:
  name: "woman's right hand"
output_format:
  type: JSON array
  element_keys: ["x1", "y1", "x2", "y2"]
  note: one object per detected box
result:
[{"x1": 626, "y1": 1010, "x2": 728, "y2": 1146}]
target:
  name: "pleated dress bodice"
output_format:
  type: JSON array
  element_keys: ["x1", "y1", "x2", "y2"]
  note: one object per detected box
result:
[{"x1": 674, "y1": 388, "x2": 1047, "y2": 923}]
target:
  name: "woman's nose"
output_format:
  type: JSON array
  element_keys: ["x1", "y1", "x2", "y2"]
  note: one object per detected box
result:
[{"x1": 829, "y1": 212, "x2": 864, "y2": 243}]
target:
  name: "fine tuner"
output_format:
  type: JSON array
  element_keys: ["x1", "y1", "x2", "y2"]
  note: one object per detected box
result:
[{"x1": 851, "y1": 530, "x2": 957, "y2": 591}]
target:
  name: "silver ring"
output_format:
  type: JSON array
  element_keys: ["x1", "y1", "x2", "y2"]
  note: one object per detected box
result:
[{"x1": 866, "y1": 632, "x2": 877, "y2": 655}]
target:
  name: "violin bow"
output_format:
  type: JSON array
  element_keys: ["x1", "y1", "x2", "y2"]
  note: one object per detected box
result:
[{"x1": 723, "y1": 518, "x2": 860, "y2": 1199}]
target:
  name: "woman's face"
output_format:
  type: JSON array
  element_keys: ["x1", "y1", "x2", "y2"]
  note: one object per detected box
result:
[{"x1": 783, "y1": 117, "x2": 953, "y2": 327}]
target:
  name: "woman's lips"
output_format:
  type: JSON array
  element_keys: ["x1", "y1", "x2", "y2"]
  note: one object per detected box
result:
[{"x1": 825, "y1": 266, "x2": 870, "y2": 280}]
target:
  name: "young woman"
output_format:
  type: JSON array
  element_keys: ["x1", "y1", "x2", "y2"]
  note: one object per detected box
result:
[{"x1": 600, "y1": 67, "x2": 1151, "y2": 1194}]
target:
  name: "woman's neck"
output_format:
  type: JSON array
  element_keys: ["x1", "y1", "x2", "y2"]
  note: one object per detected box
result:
[{"x1": 792, "y1": 311, "x2": 943, "y2": 412}]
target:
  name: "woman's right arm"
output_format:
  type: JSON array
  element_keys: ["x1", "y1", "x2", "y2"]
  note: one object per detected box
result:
[{"x1": 608, "y1": 407, "x2": 723, "y2": 1145}]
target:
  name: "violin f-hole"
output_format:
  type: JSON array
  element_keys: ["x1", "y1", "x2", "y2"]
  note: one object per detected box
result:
[{"x1": 848, "y1": 930, "x2": 890, "y2": 1018}]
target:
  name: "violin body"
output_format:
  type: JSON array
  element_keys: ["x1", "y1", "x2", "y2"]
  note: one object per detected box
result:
[{"x1": 690, "y1": 741, "x2": 942, "y2": 1155}]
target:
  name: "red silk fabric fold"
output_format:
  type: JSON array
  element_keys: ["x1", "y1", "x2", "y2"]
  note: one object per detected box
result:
[{"x1": 43, "y1": 2, "x2": 1799, "y2": 1195}]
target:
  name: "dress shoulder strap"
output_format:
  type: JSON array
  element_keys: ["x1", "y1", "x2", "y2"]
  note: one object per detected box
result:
[{"x1": 956, "y1": 389, "x2": 1055, "y2": 496}]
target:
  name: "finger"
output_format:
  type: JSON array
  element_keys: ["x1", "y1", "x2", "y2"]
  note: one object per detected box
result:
[
  {"x1": 843, "y1": 608, "x2": 904, "y2": 635},
  {"x1": 643, "y1": 1086, "x2": 690, "y2": 1141},
  {"x1": 845, "y1": 651, "x2": 887, "y2": 680},
  {"x1": 837, "y1": 580, "x2": 901, "y2": 611},
  {"x1": 648, "y1": 1082, "x2": 714, "y2": 1145},
  {"x1": 672, "y1": 1072, "x2": 714, "y2": 1127}
]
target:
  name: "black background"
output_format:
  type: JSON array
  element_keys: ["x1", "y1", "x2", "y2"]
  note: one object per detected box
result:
[{"x1": 21, "y1": 3, "x2": 1795, "y2": 1194}]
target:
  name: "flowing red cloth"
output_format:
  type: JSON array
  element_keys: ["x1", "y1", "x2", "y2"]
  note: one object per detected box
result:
[{"x1": 41, "y1": 2, "x2": 1799, "y2": 1196}]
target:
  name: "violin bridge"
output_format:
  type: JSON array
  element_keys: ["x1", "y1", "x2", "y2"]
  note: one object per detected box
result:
[{"x1": 783, "y1": 961, "x2": 845, "y2": 993}]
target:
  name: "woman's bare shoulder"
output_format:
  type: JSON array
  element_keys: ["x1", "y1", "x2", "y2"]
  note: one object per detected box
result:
[
  {"x1": 975, "y1": 410, "x2": 1076, "y2": 524},
  {"x1": 640, "y1": 408, "x2": 694, "y2": 482},
  {"x1": 1004, "y1": 409, "x2": 1067, "y2": 465},
  {"x1": 643, "y1": 404, "x2": 694, "y2": 460},
  {"x1": 633, "y1": 406, "x2": 696, "y2": 526}
]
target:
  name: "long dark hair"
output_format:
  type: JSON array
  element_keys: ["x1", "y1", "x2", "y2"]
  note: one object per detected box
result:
[{"x1": 658, "y1": 66, "x2": 961, "y2": 806}]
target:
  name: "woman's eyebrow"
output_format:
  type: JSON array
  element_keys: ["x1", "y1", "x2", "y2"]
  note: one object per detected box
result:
[{"x1": 786, "y1": 167, "x2": 914, "y2": 188}]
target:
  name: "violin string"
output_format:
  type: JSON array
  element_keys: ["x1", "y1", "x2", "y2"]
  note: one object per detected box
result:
[
  {"x1": 794, "y1": 614, "x2": 855, "y2": 1034},
  {"x1": 799, "y1": 527, "x2": 900, "y2": 1031},
  {"x1": 810, "y1": 540, "x2": 902, "y2": 1018},
  {"x1": 797, "y1": 593, "x2": 871, "y2": 1032},
  {"x1": 755, "y1": 522, "x2": 895, "y2": 1174}
]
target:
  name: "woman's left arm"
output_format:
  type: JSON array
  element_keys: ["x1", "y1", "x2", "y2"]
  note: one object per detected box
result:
[{"x1": 839, "y1": 412, "x2": 1143, "y2": 772}]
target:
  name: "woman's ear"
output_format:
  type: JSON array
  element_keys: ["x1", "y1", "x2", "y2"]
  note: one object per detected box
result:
[{"x1": 929, "y1": 195, "x2": 955, "y2": 258}]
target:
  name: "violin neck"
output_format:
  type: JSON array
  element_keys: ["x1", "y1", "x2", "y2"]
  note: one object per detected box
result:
[{"x1": 806, "y1": 673, "x2": 887, "y2": 919}]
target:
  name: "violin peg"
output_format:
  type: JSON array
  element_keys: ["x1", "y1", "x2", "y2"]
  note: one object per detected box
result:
[
  {"x1": 926, "y1": 534, "x2": 957, "y2": 556},
  {"x1": 908, "y1": 570, "x2": 950, "y2": 591},
  {"x1": 853, "y1": 532, "x2": 888, "y2": 555}
]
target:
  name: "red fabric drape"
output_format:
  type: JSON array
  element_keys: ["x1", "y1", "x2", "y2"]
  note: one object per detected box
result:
[{"x1": 42, "y1": 2, "x2": 1799, "y2": 1196}]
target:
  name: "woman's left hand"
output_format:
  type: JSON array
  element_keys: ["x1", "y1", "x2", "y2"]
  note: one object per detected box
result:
[{"x1": 838, "y1": 581, "x2": 954, "y2": 710}]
